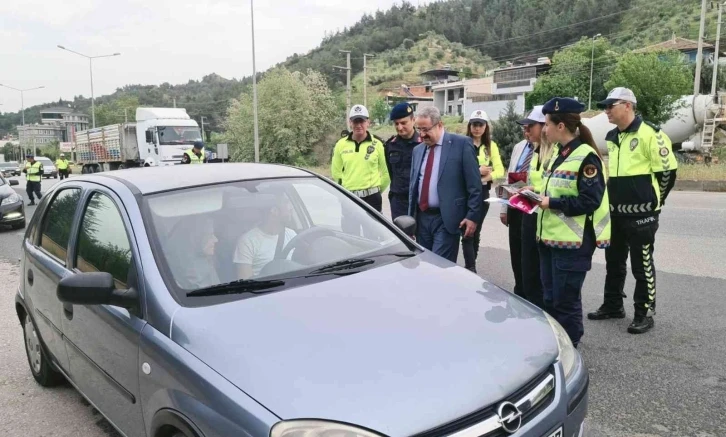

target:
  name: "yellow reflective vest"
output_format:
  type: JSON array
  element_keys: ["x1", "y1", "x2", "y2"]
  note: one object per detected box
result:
[
  {"x1": 475, "y1": 140, "x2": 505, "y2": 182},
  {"x1": 56, "y1": 159, "x2": 69, "y2": 170},
  {"x1": 537, "y1": 143, "x2": 611, "y2": 249},
  {"x1": 184, "y1": 149, "x2": 205, "y2": 164},
  {"x1": 331, "y1": 133, "x2": 390, "y2": 193},
  {"x1": 25, "y1": 161, "x2": 43, "y2": 182}
]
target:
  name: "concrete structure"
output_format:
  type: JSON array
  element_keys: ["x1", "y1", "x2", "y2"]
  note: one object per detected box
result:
[
  {"x1": 16, "y1": 106, "x2": 89, "y2": 157},
  {"x1": 384, "y1": 84, "x2": 434, "y2": 113},
  {"x1": 633, "y1": 35, "x2": 722, "y2": 63},
  {"x1": 17, "y1": 124, "x2": 65, "y2": 147}
]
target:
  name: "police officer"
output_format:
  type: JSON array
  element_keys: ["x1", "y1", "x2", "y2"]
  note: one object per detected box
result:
[
  {"x1": 56, "y1": 153, "x2": 70, "y2": 180},
  {"x1": 536, "y1": 97, "x2": 611, "y2": 348},
  {"x1": 384, "y1": 102, "x2": 420, "y2": 220},
  {"x1": 23, "y1": 154, "x2": 43, "y2": 206},
  {"x1": 182, "y1": 141, "x2": 206, "y2": 164},
  {"x1": 331, "y1": 104, "x2": 390, "y2": 214},
  {"x1": 588, "y1": 88, "x2": 678, "y2": 334}
]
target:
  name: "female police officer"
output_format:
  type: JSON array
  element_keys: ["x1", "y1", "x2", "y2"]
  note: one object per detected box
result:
[{"x1": 535, "y1": 97, "x2": 611, "y2": 348}]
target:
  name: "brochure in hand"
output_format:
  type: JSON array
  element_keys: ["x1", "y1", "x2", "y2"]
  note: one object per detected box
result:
[{"x1": 486, "y1": 192, "x2": 540, "y2": 214}]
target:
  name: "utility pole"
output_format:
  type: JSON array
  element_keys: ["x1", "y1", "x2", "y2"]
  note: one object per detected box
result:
[
  {"x1": 588, "y1": 34, "x2": 602, "y2": 111},
  {"x1": 201, "y1": 116, "x2": 207, "y2": 141},
  {"x1": 333, "y1": 50, "x2": 352, "y2": 121},
  {"x1": 251, "y1": 0, "x2": 260, "y2": 163},
  {"x1": 363, "y1": 53, "x2": 375, "y2": 107},
  {"x1": 695, "y1": 0, "x2": 709, "y2": 95},
  {"x1": 173, "y1": 98, "x2": 176, "y2": 108},
  {"x1": 712, "y1": 2, "x2": 725, "y2": 98}
]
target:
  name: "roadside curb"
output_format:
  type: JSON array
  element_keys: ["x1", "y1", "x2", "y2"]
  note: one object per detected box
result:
[{"x1": 674, "y1": 180, "x2": 726, "y2": 192}]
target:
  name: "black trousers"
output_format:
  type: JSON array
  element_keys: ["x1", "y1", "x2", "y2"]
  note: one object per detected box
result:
[
  {"x1": 26, "y1": 181, "x2": 42, "y2": 202},
  {"x1": 603, "y1": 215, "x2": 659, "y2": 317},
  {"x1": 462, "y1": 186, "x2": 490, "y2": 272},
  {"x1": 507, "y1": 208, "x2": 526, "y2": 300},
  {"x1": 59, "y1": 169, "x2": 69, "y2": 180},
  {"x1": 388, "y1": 192, "x2": 409, "y2": 220},
  {"x1": 521, "y1": 212, "x2": 544, "y2": 308}
]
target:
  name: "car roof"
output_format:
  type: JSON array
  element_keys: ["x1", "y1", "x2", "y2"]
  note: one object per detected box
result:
[{"x1": 79, "y1": 163, "x2": 317, "y2": 194}]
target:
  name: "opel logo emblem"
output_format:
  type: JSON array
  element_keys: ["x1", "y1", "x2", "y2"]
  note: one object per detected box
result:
[{"x1": 497, "y1": 401, "x2": 523, "y2": 434}]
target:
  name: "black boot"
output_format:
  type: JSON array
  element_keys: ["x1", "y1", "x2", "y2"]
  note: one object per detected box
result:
[
  {"x1": 587, "y1": 305, "x2": 626, "y2": 320},
  {"x1": 627, "y1": 315, "x2": 654, "y2": 334}
]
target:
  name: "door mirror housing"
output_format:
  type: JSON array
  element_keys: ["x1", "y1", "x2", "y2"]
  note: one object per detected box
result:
[
  {"x1": 393, "y1": 215, "x2": 417, "y2": 237},
  {"x1": 9, "y1": 179, "x2": 19, "y2": 186},
  {"x1": 145, "y1": 130, "x2": 154, "y2": 143},
  {"x1": 57, "y1": 272, "x2": 138, "y2": 309}
]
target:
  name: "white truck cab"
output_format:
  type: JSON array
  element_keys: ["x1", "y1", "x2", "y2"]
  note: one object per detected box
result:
[{"x1": 137, "y1": 108, "x2": 203, "y2": 167}]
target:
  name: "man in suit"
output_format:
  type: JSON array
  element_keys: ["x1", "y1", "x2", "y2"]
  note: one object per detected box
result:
[{"x1": 408, "y1": 107, "x2": 482, "y2": 263}]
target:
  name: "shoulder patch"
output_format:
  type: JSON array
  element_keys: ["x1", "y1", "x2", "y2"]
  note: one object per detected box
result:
[
  {"x1": 629, "y1": 138, "x2": 639, "y2": 151},
  {"x1": 583, "y1": 164, "x2": 598, "y2": 179},
  {"x1": 659, "y1": 147, "x2": 669, "y2": 157}
]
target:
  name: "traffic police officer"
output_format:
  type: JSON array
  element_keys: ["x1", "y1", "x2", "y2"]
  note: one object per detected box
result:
[
  {"x1": 384, "y1": 102, "x2": 420, "y2": 220},
  {"x1": 182, "y1": 141, "x2": 206, "y2": 164},
  {"x1": 23, "y1": 153, "x2": 43, "y2": 206},
  {"x1": 536, "y1": 97, "x2": 611, "y2": 347},
  {"x1": 588, "y1": 87, "x2": 678, "y2": 334},
  {"x1": 56, "y1": 153, "x2": 70, "y2": 180}
]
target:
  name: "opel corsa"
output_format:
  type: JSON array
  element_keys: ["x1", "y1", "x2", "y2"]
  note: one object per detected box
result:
[{"x1": 16, "y1": 164, "x2": 588, "y2": 437}]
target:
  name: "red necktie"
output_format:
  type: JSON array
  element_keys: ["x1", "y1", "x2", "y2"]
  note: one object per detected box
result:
[{"x1": 419, "y1": 145, "x2": 437, "y2": 211}]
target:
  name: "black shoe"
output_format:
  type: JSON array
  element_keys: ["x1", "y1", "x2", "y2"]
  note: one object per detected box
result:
[
  {"x1": 587, "y1": 306, "x2": 626, "y2": 320},
  {"x1": 27, "y1": 201, "x2": 35, "y2": 206},
  {"x1": 627, "y1": 316, "x2": 654, "y2": 334},
  {"x1": 466, "y1": 266, "x2": 477, "y2": 273}
]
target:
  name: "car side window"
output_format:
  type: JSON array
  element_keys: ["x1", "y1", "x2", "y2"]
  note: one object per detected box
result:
[
  {"x1": 292, "y1": 183, "x2": 344, "y2": 232},
  {"x1": 75, "y1": 192, "x2": 133, "y2": 289},
  {"x1": 39, "y1": 188, "x2": 82, "y2": 264}
]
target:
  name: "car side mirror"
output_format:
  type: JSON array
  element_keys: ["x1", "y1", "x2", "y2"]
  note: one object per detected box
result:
[
  {"x1": 145, "y1": 130, "x2": 153, "y2": 143},
  {"x1": 393, "y1": 215, "x2": 416, "y2": 237},
  {"x1": 9, "y1": 179, "x2": 18, "y2": 186},
  {"x1": 57, "y1": 272, "x2": 138, "y2": 309}
]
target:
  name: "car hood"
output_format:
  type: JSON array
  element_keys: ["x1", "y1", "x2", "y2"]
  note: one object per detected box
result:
[{"x1": 171, "y1": 252, "x2": 559, "y2": 436}]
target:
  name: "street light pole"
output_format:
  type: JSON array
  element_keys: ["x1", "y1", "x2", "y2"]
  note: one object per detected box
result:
[
  {"x1": 694, "y1": 0, "x2": 709, "y2": 95},
  {"x1": 57, "y1": 45, "x2": 121, "y2": 128},
  {"x1": 0, "y1": 84, "x2": 45, "y2": 158},
  {"x1": 712, "y1": 2, "x2": 726, "y2": 98},
  {"x1": 250, "y1": 0, "x2": 260, "y2": 163},
  {"x1": 588, "y1": 33, "x2": 602, "y2": 111}
]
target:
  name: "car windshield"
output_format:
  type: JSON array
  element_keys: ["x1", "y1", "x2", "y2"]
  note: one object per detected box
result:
[
  {"x1": 157, "y1": 126, "x2": 203, "y2": 145},
  {"x1": 143, "y1": 177, "x2": 413, "y2": 304},
  {"x1": 0, "y1": 163, "x2": 15, "y2": 169}
]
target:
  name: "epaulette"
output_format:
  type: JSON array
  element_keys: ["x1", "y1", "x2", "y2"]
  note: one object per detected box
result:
[
  {"x1": 385, "y1": 135, "x2": 396, "y2": 144},
  {"x1": 373, "y1": 134, "x2": 385, "y2": 144},
  {"x1": 643, "y1": 120, "x2": 661, "y2": 132}
]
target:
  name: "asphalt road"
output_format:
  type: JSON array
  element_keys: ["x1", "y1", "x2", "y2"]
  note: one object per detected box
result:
[{"x1": 1, "y1": 175, "x2": 725, "y2": 436}]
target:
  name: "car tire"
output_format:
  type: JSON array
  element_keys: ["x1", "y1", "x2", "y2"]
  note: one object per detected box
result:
[
  {"x1": 12, "y1": 219, "x2": 26, "y2": 230},
  {"x1": 22, "y1": 314, "x2": 64, "y2": 387},
  {"x1": 54, "y1": 175, "x2": 58, "y2": 179}
]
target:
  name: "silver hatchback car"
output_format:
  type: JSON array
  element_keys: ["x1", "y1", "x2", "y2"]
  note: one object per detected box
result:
[{"x1": 16, "y1": 164, "x2": 587, "y2": 437}]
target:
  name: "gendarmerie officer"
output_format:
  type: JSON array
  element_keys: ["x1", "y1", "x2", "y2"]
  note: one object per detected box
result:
[
  {"x1": 588, "y1": 87, "x2": 678, "y2": 334},
  {"x1": 536, "y1": 97, "x2": 611, "y2": 348},
  {"x1": 384, "y1": 102, "x2": 420, "y2": 220}
]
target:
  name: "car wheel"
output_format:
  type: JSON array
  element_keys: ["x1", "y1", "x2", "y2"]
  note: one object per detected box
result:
[
  {"x1": 12, "y1": 219, "x2": 26, "y2": 230},
  {"x1": 54, "y1": 175, "x2": 58, "y2": 179},
  {"x1": 23, "y1": 314, "x2": 63, "y2": 387}
]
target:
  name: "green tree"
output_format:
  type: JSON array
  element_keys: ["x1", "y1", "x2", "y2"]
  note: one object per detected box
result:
[
  {"x1": 605, "y1": 50, "x2": 692, "y2": 125},
  {"x1": 492, "y1": 102, "x2": 524, "y2": 168},
  {"x1": 527, "y1": 37, "x2": 615, "y2": 109},
  {"x1": 94, "y1": 95, "x2": 141, "y2": 126},
  {"x1": 370, "y1": 98, "x2": 390, "y2": 125},
  {"x1": 223, "y1": 68, "x2": 338, "y2": 165}
]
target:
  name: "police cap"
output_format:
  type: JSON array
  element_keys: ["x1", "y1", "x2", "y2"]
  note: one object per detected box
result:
[
  {"x1": 542, "y1": 97, "x2": 586, "y2": 115},
  {"x1": 390, "y1": 102, "x2": 414, "y2": 120},
  {"x1": 193, "y1": 141, "x2": 204, "y2": 150},
  {"x1": 26, "y1": 153, "x2": 34, "y2": 158}
]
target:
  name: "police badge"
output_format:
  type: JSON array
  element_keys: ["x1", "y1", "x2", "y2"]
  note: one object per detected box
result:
[
  {"x1": 659, "y1": 147, "x2": 669, "y2": 157},
  {"x1": 630, "y1": 138, "x2": 639, "y2": 151},
  {"x1": 365, "y1": 144, "x2": 375, "y2": 160}
]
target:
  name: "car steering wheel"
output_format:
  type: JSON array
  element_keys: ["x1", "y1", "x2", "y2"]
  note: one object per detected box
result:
[{"x1": 279, "y1": 226, "x2": 336, "y2": 260}]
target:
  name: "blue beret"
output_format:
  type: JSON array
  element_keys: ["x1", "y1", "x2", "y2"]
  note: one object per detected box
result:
[
  {"x1": 193, "y1": 141, "x2": 204, "y2": 149},
  {"x1": 390, "y1": 102, "x2": 414, "y2": 120},
  {"x1": 542, "y1": 97, "x2": 585, "y2": 115}
]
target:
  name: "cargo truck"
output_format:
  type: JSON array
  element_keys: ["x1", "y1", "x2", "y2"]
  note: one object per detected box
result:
[{"x1": 74, "y1": 107, "x2": 203, "y2": 173}]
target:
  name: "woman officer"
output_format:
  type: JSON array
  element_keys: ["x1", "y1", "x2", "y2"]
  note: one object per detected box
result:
[
  {"x1": 461, "y1": 110, "x2": 504, "y2": 273},
  {"x1": 535, "y1": 97, "x2": 611, "y2": 348}
]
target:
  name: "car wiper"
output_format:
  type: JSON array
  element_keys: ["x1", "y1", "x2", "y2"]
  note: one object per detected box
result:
[
  {"x1": 186, "y1": 279, "x2": 285, "y2": 297},
  {"x1": 306, "y1": 251, "x2": 417, "y2": 276}
]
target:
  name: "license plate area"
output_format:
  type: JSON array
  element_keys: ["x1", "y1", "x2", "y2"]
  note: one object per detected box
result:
[{"x1": 545, "y1": 427, "x2": 563, "y2": 437}]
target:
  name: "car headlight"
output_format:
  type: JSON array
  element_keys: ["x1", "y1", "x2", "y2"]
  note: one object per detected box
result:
[
  {"x1": 1, "y1": 193, "x2": 21, "y2": 206},
  {"x1": 271, "y1": 420, "x2": 384, "y2": 437},
  {"x1": 544, "y1": 313, "x2": 578, "y2": 383}
]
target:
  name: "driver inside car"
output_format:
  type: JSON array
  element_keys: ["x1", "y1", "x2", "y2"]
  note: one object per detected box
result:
[{"x1": 234, "y1": 194, "x2": 297, "y2": 279}]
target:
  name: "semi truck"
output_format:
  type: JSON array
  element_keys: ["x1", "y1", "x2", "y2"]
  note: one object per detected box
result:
[{"x1": 74, "y1": 107, "x2": 203, "y2": 173}]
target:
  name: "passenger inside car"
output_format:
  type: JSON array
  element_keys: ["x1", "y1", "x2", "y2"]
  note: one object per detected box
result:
[
  {"x1": 234, "y1": 193, "x2": 298, "y2": 279},
  {"x1": 167, "y1": 216, "x2": 220, "y2": 289}
]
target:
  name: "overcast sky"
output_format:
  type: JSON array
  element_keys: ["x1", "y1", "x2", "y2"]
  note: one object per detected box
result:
[{"x1": 1, "y1": 0, "x2": 429, "y2": 113}]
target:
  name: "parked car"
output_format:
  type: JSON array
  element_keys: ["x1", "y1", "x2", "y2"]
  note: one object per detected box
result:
[
  {"x1": 0, "y1": 173, "x2": 25, "y2": 229},
  {"x1": 35, "y1": 156, "x2": 58, "y2": 179},
  {"x1": 15, "y1": 164, "x2": 587, "y2": 437},
  {"x1": 0, "y1": 161, "x2": 19, "y2": 178}
]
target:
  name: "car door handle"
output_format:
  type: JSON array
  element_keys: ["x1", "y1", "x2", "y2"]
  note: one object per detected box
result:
[
  {"x1": 27, "y1": 269, "x2": 34, "y2": 286},
  {"x1": 63, "y1": 303, "x2": 73, "y2": 320}
]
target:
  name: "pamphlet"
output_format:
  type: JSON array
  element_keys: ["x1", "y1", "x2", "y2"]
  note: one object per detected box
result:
[{"x1": 486, "y1": 193, "x2": 540, "y2": 214}]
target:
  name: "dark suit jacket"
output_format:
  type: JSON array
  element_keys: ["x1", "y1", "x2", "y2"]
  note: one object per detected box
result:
[{"x1": 408, "y1": 131, "x2": 483, "y2": 234}]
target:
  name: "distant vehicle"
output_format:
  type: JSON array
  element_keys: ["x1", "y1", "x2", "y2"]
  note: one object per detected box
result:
[
  {"x1": 74, "y1": 107, "x2": 203, "y2": 174},
  {"x1": 0, "y1": 162, "x2": 18, "y2": 178},
  {"x1": 35, "y1": 157, "x2": 57, "y2": 179},
  {"x1": 0, "y1": 173, "x2": 24, "y2": 230},
  {"x1": 15, "y1": 163, "x2": 588, "y2": 437}
]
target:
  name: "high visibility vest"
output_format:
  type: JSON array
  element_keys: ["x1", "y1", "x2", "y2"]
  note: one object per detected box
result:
[
  {"x1": 25, "y1": 161, "x2": 42, "y2": 182},
  {"x1": 537, "y1": 145, "x2": 611, "y2": 249},
  {"x1": 56, "y1": 159, "x2": 69, "y2": 170},
  {"x1": 331, "y1": 133, "x2": 391, "y2": 193},
  {"x1": 185, "y1": 149, "x2": 205, "y2": 164},
  {"x1": 476, "y1": 140, "x2": 505, "y2": 181},
  {"x1": 605, "y1": 118, "x2": 678, "y2": 215}
]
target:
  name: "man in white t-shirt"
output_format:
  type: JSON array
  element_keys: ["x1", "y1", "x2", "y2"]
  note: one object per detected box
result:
[{"x1": 234, "y1": 195, "x2": 297, "y2": 279}]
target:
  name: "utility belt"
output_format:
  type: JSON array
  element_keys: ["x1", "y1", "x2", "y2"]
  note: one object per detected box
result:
[{"x1": 351, "y1": 186, "x2": 380, "y2": 198}]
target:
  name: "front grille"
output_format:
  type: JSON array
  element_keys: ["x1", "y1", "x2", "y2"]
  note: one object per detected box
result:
[{"x1": 412, "y1": 366, "x2": 555, "y2": 437}]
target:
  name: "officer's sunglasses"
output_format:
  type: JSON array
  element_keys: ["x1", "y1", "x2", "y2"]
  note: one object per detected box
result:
[{"x1": 604, "y1": 101, "x2": 627, "y2": 110}]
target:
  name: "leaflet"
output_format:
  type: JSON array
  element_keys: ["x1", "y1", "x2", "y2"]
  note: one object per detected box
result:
[{"x1": 486, "y1": 193, "x2": 540, "y2": 215}]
